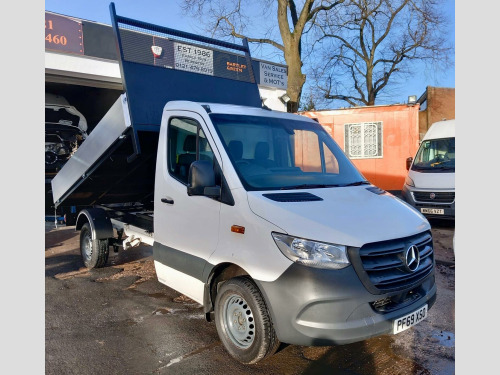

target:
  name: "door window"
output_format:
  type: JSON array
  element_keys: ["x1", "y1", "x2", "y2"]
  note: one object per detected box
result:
[{"x1": 168, "y1": 117, "x2": 214, "y2": 184}]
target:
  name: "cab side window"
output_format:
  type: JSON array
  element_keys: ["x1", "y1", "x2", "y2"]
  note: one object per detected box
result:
[{"x1": 168, "y1": 118, "x2": 214, "y2": 184}]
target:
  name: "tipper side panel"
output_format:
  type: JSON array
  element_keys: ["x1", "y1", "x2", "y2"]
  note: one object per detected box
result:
[{"x1": 52, "y1": 3, "x2": 262, "y2": 209}]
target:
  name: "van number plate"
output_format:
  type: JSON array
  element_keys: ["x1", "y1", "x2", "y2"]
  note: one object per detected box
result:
[
  {"x1": 393, "y1": 305, "x2": 427, "y2": 334},
  {"x1": 421, "y1": 208, "x2": 444, "y2": 215}
]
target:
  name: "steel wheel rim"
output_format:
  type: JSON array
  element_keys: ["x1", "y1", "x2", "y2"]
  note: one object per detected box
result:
[
  {"x1": 223, "y1": 294, "x2": 255, "y2": 349},
  {"x1": 83, "y1": 232, "x2": 93, "y2": 261}
]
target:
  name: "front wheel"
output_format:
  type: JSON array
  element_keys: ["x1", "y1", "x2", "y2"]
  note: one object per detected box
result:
[
  {"x1": 80, "y1": 222, "x2": 109, "y2": 269},
  {"x1": 214, "y1": 277, "x2": 280, "y2": 364}
]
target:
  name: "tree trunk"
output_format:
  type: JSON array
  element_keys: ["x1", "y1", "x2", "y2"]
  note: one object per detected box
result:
[
  {"x1": 283, "y1": 39, "x2": 305, "y2": 112},
  {"x1": 276, "y1": 0, "x2": 306, "y2": 113}
]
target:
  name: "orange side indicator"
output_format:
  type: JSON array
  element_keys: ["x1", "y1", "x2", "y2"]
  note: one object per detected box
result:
[{"x1": 231, "y1": 225, "x2": 245, "y2": 234}]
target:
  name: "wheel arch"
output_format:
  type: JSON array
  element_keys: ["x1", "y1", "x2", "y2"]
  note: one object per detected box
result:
[
  {"x1": 203, "y1": 262, "x2": 251, "y2": 321},
  {"x1": 75, "y1": 208, "x2": 114, "y2": 240}
]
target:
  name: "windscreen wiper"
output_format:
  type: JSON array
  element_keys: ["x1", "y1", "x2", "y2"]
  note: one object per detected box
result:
[
  {"x1": 280, "y1": 181, "x2": 370, "y2": 190},
  {"x1": 339, "y1": 181, "x2": 371, "y2": 187},
  {"x1": 280, "y1": 184, "x2": 340, "y2": 190},
  {"x1": 413, "y1": 166, "x2": 454, "y2": 171},
  {"x1": 412, "y1": 166, "x2": 433, "y2": 171}
]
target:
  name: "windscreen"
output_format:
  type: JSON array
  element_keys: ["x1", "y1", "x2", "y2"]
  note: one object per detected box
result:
[
  {"x1": 412, "y1": 137, "x2": 455, "y2": 172},
  {"x1": 210, "y1": 114, "x2": 367, "y2": 191}
]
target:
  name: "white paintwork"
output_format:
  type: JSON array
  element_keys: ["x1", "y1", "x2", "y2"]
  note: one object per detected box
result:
[
  {"x1": 150, "y1": 101, "x2": 430, "y2": 285},
  {"x1": 422, "y1": 119, "x2": 455, "y2": 141},
  {"x1": 410, "y1": 170, "x2": 455, "y2": 190},
  {"x1": 206, "y1": 187, "x2": 293, "y2": 282},
  {"x1": 154, "y1": 110, "x2": 222, "y2": 299},
  {"x1": 247, "y1": 188, "x2": 429, "y2": 249},
  {"x1": 154, "y1": 261, "x2": 205, "y2": 304}
]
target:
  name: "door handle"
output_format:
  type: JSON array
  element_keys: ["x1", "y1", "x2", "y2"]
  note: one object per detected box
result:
[{"x1": 161, "y1": 197, "x2": 174, "y2": 205}]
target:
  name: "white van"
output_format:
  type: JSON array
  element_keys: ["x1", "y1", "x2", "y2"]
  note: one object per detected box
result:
[{"x1": 402, "y1": 119, "x2": 455, "y2": 219}]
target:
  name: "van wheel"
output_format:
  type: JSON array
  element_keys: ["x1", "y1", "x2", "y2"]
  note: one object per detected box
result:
[
  {"x1": 214, "y1": 277, "x2": 280, "y2": 364},
  {"x1": 80, "y1": 223, "x2": 109, "y2": 269}
]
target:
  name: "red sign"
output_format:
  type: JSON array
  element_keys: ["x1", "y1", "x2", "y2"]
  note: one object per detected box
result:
[{"x1": 45, "y1": 13, "x2": 83, "y2": 55}]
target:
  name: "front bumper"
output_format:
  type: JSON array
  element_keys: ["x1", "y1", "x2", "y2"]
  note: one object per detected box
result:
[
  {"x1": 255, "y1": 263, "x2": 436, "y2": 346},
  {"x1": 402, "y1": 185, "x2": 455, "y2": 219}
]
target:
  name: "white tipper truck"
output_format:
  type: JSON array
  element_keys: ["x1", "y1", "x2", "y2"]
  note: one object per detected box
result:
[{"x1": 51, "y1": 3, "x2": 436, "y2": 364}]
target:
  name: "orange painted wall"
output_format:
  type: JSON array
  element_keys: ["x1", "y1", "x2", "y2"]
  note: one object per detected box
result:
[{"x1": 301, "y1": 104, "x2": 420, "y2": 191}]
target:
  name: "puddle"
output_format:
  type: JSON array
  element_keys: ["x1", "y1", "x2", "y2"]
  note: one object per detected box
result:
[
  {"x1": 297, "y1": 337, "x2": 434, "y2": 375},
  {"x1": 186, "y1": 314, "x2": 205, "y2": 320},
  {"x1": 431, "y1": 331, "x2": 455, "y2": 347},
  {"x1": 152, "y1": 308, "x2": 186, "y2": 315},
  {"x1": 160, "y1": 342, "x2": 220, "y2": 369}
]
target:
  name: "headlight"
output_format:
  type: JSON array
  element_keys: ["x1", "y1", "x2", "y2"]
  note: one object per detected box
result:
[
  {"x1": 405, "y1": 175, "x2": 415, "y2": 187},
  {"x1": 272, "y1": 233, "x2": 350, "y2": 270}
]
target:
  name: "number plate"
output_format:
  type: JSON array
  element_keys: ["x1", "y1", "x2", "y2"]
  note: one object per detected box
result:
[
  {"x1": 421, "y1": 208, "x2": 444, "y2": 215},
  {"x1": 393, "y1": 305, "x2": 428, "y2": 334}
]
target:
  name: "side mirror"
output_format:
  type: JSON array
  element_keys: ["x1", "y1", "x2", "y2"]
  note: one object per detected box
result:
[
  {"x1": 406, "y1": 157, "x2": 413, "y2": 171},
  {"x1": 187, "y1": 160, "x2": 221, "y2": 197}
]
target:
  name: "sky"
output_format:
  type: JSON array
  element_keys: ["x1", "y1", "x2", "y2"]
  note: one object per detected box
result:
[
  {"x1": 45, "y1": 0, "x2": 455, "y2": 107},
  {"x1": 44, "y1": 0, "x2": 455, "y2": 107}
]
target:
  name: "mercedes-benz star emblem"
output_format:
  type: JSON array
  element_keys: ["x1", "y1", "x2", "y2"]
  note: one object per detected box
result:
[{"x1": 405, "y1": 245, "x2": 420, "y2": 272}]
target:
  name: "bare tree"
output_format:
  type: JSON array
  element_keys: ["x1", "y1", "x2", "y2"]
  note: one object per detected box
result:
[
  {"x1": 310, "y1": 0, "x2": 452, "y2": 106},
  {"x1": 181, "y1": 0, "x2": 345, "y2": 112}
]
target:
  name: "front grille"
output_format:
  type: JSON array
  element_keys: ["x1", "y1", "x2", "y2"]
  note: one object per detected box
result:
[
  {"x1": 371, "y1": 287, "x2": 424, "y2": 313},
  {"x1": 349, "y1": 231, "x2": 434, "y2": 294},
  {"x1": 413, "y1": 191, "x2": 455, "y2": 204}
]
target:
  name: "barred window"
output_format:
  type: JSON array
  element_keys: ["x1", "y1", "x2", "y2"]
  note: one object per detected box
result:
[{"x1": 344, "y1": 122, "x2": 383, "y2": 159}]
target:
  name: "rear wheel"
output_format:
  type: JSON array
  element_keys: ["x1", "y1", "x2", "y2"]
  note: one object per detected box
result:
[
  {"x1": 80, "y1": 223, "x2": 109, "y2": 269},
  {"x1": 214, "y1": 277, "x2": 280, "y2": 364}
]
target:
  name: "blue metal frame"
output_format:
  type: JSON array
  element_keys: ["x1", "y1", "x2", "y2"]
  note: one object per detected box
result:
[{"x1": 109, "y1": 2, "x2": 262, "y2": 152}]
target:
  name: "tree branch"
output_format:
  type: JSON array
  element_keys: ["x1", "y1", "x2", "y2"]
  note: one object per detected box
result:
[{"x1": 216, "y1": 15, "x2": 284, "y2": 51}]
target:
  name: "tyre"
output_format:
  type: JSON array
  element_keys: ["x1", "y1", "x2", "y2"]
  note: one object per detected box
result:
[
  {"x1": 80, "y1": 223, "x2": 109, "y2": 269},
  {"x1": 214, "y1": 277, "x2": 280, "y2": 364}
]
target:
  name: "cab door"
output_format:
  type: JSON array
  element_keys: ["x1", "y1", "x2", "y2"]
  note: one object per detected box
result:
[{"x1": 153, "y1": 112, "x2": 221, "y2": 303}]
